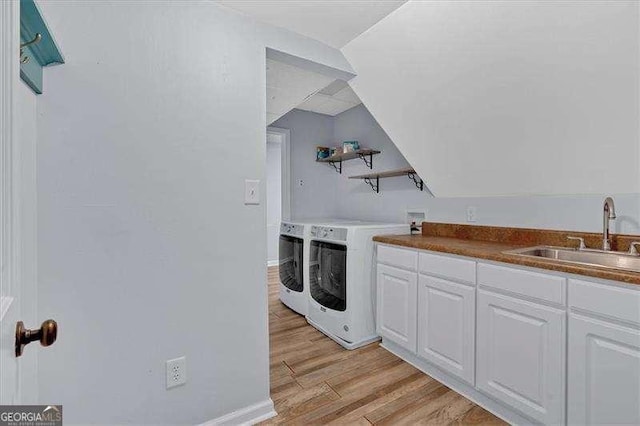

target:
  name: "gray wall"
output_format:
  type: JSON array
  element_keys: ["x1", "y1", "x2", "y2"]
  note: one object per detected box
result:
[
  {"x1": 34, "y1": 1, "x2": 353, "y2": 424},
  {"x1": 276, "y1": 105, "x2": 640, "y2": 234},
  {"x1": 272, "y1": 110, "x2": 340, "y2": 219}
]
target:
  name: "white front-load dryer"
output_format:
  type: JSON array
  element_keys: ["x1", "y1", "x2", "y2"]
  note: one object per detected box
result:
[{"x1": 306, "y1": 222, "x2": 410, "y2": 349}]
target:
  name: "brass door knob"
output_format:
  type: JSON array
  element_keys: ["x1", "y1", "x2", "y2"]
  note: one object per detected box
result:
[{"x1": 15, "y1": 319, "x2": 58, "y2": 357}]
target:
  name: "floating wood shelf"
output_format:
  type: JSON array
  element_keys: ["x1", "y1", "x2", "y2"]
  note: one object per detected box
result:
[
  {"x1": 316, "y1": 149, "x2": 381, "y2": 174},
  {"x1": 349, "y1": 167, "x2": 424, "y2": 193}
]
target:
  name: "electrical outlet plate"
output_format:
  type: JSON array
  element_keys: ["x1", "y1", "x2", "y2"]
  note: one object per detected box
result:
[{"x1": 166, "y1": 356, "x2": 187, "y2": 389}]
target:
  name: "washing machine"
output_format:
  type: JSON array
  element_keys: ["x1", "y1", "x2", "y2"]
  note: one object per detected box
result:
[
  {"x1": 278, "y1": 221, "x2": 308, "y2": 315},
  {"x1": 307, "y1": 222, "x2": 409, "y2": 349},
  {"x1": 278, "y1": 219, "x2": 360, "y2": 316}
]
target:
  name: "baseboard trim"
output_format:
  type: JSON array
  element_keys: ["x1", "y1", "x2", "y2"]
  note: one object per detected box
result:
[
  {"x1": 267, "y1": 260, "x2": 279, "y2": 267},
  {"x1": 200, "y1": 399, "x2": 276, "y2": 426}
]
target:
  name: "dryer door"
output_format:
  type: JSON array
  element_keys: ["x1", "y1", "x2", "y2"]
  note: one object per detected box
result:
[
  {"x1": 279, "y1": 235, "x2": 304, "y2": 292},
  {"x1": 310, "y1": 240, "x2": 347, "y2": 311}
]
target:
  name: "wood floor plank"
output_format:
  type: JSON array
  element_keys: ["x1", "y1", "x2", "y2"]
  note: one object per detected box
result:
[
  {"x1": 453, "y1": 406, "x2": 509, "y2": 425},
  {"x1": 260, "y1": 266, "x2": 504, "y2": 426},
  {"x1": 267, "y1": 383, "x2": 341, "y2": 423},
  {"x1": 295, "y1": 345, "x2": 398, "y2": 389},
  {"x1": 373, "y1": 389, "x2": 461, "y2": 426}
]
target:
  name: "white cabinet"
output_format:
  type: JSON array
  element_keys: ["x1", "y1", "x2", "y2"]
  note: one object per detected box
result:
[
  {"x1": 376, "y1": 263, "x2": 417, "y2": 352},
  {"x1": 418, "y1": 275, "x2": 475, "y2": 384},
  {"x1": 376, "y1": 243, "x2": 640, "y2": 426},
  {"x1": 567, "y1": 313, "x2": 640, "y2": 425},
  {"x1": 567, "y1": 278, "x2": 640, "y2": 425},
  {"x1": 477, "y1": 289, "x2": 565, "y2": 424}
]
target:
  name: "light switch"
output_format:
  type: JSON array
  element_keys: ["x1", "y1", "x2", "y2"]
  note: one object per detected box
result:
[
  {"x1": 466, "y1": 206, "x2": 477, "y2": 222},
  {"x1": 245, "y1": 179, "x2": 260, "y2": 205}
]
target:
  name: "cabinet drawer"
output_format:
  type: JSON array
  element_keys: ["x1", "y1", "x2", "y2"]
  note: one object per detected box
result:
[
  {"x1": 378, "y1": 244, "x2": 418, "y2": 271},
  {"x1": 477, "y1": 263, "x2": 565, "y2": 305},
  {"x1": 569, "y1": 279, "x2": 640, "y2": 325},
  {"x1": 418, "y1": 251, "x2": 475, "y2": 284}
]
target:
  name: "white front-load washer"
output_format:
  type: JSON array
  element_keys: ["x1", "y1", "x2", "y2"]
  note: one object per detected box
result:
[
  {"x1": 278, "y1": 219, "x2": 360, "y2": 316},
  {"x1": 306, "y1": 222, "x2": 410, "y2": 349}
]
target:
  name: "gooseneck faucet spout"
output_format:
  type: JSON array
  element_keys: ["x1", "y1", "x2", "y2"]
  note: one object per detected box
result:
[{"x1": 602, "y1": 197, "x2": 616, "y2": 251}]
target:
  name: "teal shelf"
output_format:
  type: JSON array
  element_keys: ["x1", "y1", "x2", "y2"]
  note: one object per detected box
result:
[{"x1": 20, "y1": 0, "x2": 64, "y2": 94}]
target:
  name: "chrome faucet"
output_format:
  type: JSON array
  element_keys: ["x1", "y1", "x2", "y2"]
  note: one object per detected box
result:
[{"x1": 602, "y1": 197, "x2": 616, "y2": 251}]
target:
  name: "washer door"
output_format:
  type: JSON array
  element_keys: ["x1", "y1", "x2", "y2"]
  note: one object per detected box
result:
[
  {"x1": 310, "y1": 240, "x2": 347, "y2": 311},
  {"x1": 279, "y1": 235, "x2": 304, "y2": 292}
]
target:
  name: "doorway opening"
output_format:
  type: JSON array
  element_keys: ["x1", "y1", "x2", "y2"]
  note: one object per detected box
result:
[{"x1": 266, "y1": 127, "x2": 291, "y2": 267}]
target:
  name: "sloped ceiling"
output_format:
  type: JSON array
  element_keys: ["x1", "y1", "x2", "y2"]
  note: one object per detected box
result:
[
  {"x1": 343, "y1": 0, "x2": 640, "y2": 197},
  {"x1": 216, "y1": 0, "x2": 407, "y2": 48},
  {"x1": 297, "y1": 81, "x2": 362, "y2": 116},
  {"x1": 266, "y1": 58, "x2": 334, "y2": 125}
]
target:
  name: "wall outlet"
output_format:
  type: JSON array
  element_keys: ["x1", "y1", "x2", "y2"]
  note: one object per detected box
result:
[
  {"x1": 244, "y1": 179, "x2": 260, "y2": 205},
  {"x1": 298, "y1": 179, "x2": 304, "y2": 187},
  {"x1": 466, "y1": 206, "x2": 478, "y2": 223},
  {"x1": 166, "y1": 356, "x2": 187, "y2": 389}
]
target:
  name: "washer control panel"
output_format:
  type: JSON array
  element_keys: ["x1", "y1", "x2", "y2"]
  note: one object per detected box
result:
[
  {"x1": 280, "y1": 223, "x2": 303, "y2": 237},
  {"x1": 310, "y1": 226, "x2": 348, "y2": 241}
]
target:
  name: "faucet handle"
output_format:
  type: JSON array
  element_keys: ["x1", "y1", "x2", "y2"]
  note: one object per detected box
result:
[
  {"x1": 629, "y1": 242, "x2": 640, "y2": 256},
  {"x1": 567, "y1": 236, "x2": 586, "y2": 250}
]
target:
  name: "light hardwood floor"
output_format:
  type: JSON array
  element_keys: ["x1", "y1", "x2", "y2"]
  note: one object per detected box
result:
[{"x1": 262, "y1": 266, "x2": 506, "y2": 425}]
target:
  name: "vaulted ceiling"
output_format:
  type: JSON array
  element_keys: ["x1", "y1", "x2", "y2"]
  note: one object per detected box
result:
[
  {"x1": 216, "y1": 0, "x2": 407, "y2": 48},
  {"x1": 266, "y1": 58, "x2": 334, "y2": 125}
]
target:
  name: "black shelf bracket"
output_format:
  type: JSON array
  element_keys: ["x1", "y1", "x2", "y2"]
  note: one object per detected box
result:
[
  {"x1": 364, "y1": 176, "x2": 379, "y2": 193},
  {"x1": 407, "y1": 172, "x2": 424, "y2": 191},
  {"x1": 329, "y1": 160, "x2": 342, "y2": 174},
  {"x1": 358, "y1": 152, "x2": 374, "y2": 169}
]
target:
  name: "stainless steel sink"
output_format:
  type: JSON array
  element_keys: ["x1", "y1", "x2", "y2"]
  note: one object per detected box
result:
[{"x1": 504, "y1": 246, "x2": 640, "y2": 273}]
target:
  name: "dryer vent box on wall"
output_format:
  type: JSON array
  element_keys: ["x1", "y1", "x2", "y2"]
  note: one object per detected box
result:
[{"x1": 406, "y1": 210, "x2": 426, "y2": 226}]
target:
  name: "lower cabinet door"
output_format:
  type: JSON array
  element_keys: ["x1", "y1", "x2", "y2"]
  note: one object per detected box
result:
[
  {"x1": 476, "y1": 290, "x2": 565, "y2": 424},
  {"x1": 568, "y1": 313, "x2": 640, "y2": 425},
  {"x1": 417, "y1": 275, "x2": 475, "y2": 385},
  {"x1": 376, "y1": 263, "x2": 417, "y2": 352}
]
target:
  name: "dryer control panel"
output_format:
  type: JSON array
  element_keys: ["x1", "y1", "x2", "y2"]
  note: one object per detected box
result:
[
  {"x1": 310, "y1": 226, "x2": 348, "y2": 241},
  {"x1": 281, "y1": 223, "x2": 303, "y2": 236}
]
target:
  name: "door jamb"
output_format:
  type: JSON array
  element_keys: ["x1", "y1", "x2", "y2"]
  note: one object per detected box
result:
[
  {"x1": 0, "y1": 0, "x2": 20, "y2": 319},
  {"x1": 266, "y1": 126, "x2": 291, "y2": 221}
]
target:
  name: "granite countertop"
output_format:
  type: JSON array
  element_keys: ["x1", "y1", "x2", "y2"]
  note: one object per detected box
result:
[{"x1": 373, "y1": 224, "x2": 640, "y2": 285}]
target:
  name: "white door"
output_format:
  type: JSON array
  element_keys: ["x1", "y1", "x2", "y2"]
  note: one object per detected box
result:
[
  {"x1": 376, "y1": 264, "x2": 417, "y2": 352},
  {"x1": 1, "y1": 0, "x2": 43, "y2": 404},
  {"x1": 476, "y1": 290, "x2": 565, "y2": 424},
  {"x1": 417, "y1": 275, "x2": 475, "y2": 384},
  {"x1": 568, "y1": 313, "x2": 640, "y2": 425}
]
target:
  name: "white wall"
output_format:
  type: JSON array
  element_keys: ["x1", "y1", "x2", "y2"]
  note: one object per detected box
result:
[
  {"x1": 34, "y1": 0, "x2": 353, "y2": 424},
  {"x1": 342, "y1": 0, "x2": 640, "y2": 198},
  {"x1": 278, "y1": 105, "x2": 640, "y2": 234},
  {"x1": 266, "y1": 139, "x2": 282, "y2": 264}
]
